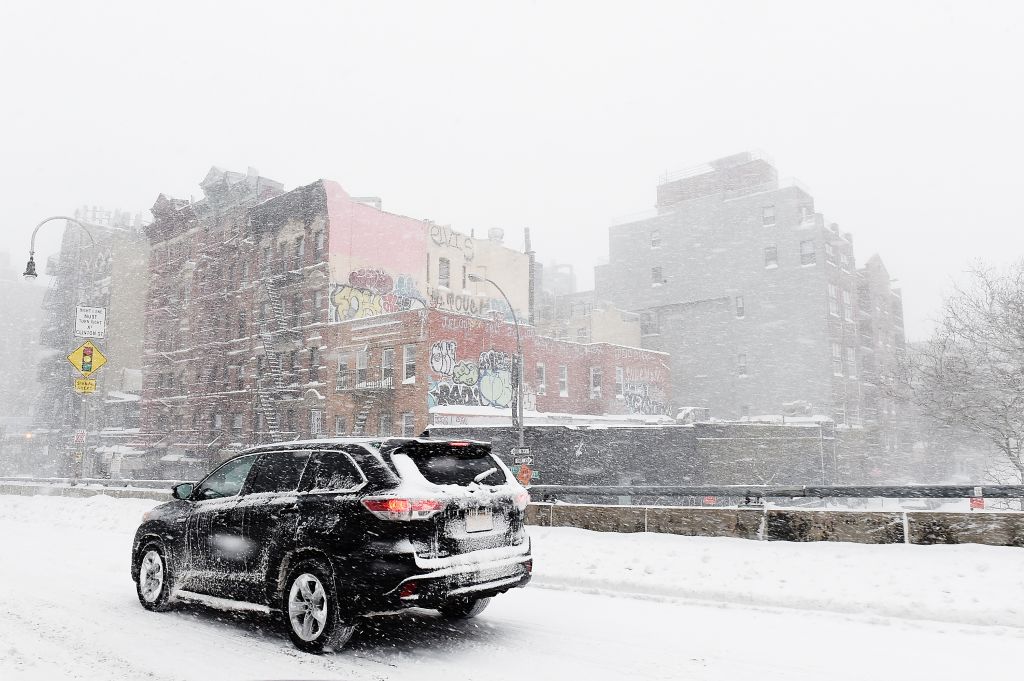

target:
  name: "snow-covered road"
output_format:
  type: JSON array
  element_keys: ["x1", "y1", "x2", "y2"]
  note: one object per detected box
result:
[{"x1": 1, "y1": 494, "x2": 1021, "y2": 680}]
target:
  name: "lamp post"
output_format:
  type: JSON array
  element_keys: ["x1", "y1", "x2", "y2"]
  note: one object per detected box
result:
[
  {"x1": 468, "y1": 273, "x2": 525, "y2": 448},
  {"x1": 22, "y1": 215, "x2": 102, "y2": 279}
]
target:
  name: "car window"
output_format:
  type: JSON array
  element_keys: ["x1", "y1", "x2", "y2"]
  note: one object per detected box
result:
[
  {"x1": 193, "y1": 454, "x2": 257, "y2": 500},
  {"x1": 302, "y1": 450, "x2": 365, "y2": 492},
  {"x1": 390, "y1": 441, "x2": 507, "y2": 486},
  {"x1": 246, "y1": 451, "x2": 310, "y2": 494}
]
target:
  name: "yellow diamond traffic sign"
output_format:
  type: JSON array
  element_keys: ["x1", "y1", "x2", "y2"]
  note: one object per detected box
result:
[{"x1": 67, "y1": 341, "x2": 107, "y2": 378}]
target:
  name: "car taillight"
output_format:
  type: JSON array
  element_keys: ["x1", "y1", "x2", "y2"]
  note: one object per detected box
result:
[
  {"x1": 362, "y1": 497, "x2": 445, "y2": 521},
  {"x1": 514, "y1": 490, "x2": 531, "y2": 511}
]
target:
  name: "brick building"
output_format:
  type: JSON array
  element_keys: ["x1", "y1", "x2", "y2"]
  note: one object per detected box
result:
[
  {"x1": 594, "y1": 151, "x2": 906, "y2": 429},
  {"x1": 140, "y1": 168, "x2": 670, "y2": 472}
]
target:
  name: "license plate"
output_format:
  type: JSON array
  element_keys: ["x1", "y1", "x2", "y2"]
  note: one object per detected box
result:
[{"x1": 465, "y1": 507, "x2": 494, "y2": 533}]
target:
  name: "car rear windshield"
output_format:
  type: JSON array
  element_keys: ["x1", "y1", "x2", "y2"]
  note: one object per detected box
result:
[{"x1": 390, "y1": 441, "x2": 507, "y2": 486}]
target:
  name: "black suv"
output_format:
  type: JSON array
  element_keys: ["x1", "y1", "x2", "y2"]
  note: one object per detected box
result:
[{"x1": 131, "y1": 437, "x2": 532, "y2": 652}]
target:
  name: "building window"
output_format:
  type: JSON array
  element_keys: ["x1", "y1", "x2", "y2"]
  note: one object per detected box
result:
[
  {"x1": 737, "y1": 353, "x2": 747, "y2": 377},
  {"x1": 381, "y1": 348, "x2": 394, "y2": 385},
  {"x1": 590, "y1": 367, "x2": 602, "y2": 398},
  {"x1": 800, "y1": 240, "x2": 816, "y2": 265},
  {"x1": 651, "y1": 229, "x2": 661, "y2": 248},
  {"x1": 651, "y1": 266, "x2": 663, "y2": 285},
  {"x1": 828, "y1": 284, "x2": 840, "y2": 317},
  {"x1": 840, "y1": 253, "x2": 850, "y2": 271},
  {"x1": 238, "y1": 311, "x2": 247, "y2": 338},
  {"x1": 231, "y1": 414, "x2": 243, "y2": 437},
  {"x1": 309, "y1": 346, "x2": 320, "y2": 382},
  {"x1": 334, "y1": 415, "x2": 347, "y2": 436},
  {"x1": 237, "y1": 364, "x2": 245, "y2": 391},
  {"x1": 832, "y1": 343, "x2": 843, "y2": 376},
  {"x1": 291, "y1": 293, "x2": 302, "y2": 328},
  {"x1": 213, "y1": 413, "x2": 223, "y2": 430},
  {"x1": 735, "y1": 296, "x2": 745, "y2": 318},
  {"x1": 558, "y1": 366, "x2": 568, "y2": 397},
  {"x1": 294, "y1": 236, "x2": 305, "y2": 269},
  {"x1": 401, "y1": 413, "x2": 416, "y2": 437},
  {"x1": 378, "y1": 413, "x2": 392, "y2": 436},
  {"x1": 337, "y1": 354, "x2": 351, "y2": 390},
  {"x1": 403, "y1": 345, "x2": 416, "y2": 383},
  {"x1": 310, "y1": 409, "x2": 323, "y2": 436},
  {"x1": 764, "y1": 246, "x2": 778, "y2": 269},
  {"x1": 314, "y1": 290, "x2": 324, "y2": 311},
  {"x1": 824, "y1": 242, "x2": 836, "y2": 265},
  {"x1": 536, "y1": 363, "x2": 546, "y2": 395},
  {"x1": 356, "y1": 350, "x2": 368, "y2": 387},
  {"x1": 842, "y1": 289, "x2": 854, "y2": 322},
  {"x1": 577, "y1": 327, "x2": 590, "y2": 343},
  {"x1": 845, "y1": 347, "x2": 857, "y2": 378},
  {"x1": 462, "y1": 264, "x2": 467, "y2": 290},
  {"x1": 615, "y1": 367, "x2": 624, "y2": 398},
  {"x1": 762, "y1": 205, "x2": 776, "y2": 226},
  {"x1": 800, "y1": 204, "x2": 814, "y2": 223},
  {"x1": 313, "y1": 230, "x2": 325, "y2": 258},
  {"x1": 640, "y1": 312, "x2": 659, "y2": 335},
  {"x1": 438, "y1": 257, "x2": 451, "y2": 288}
]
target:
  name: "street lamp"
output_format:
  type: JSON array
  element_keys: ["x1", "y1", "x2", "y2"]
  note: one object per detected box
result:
[
  {"x1": 468, "y1": 273, "x2": 525, "y2": 448},
  {"x1": 23, "y1": 216, "x2": 99, "y2": 279}
]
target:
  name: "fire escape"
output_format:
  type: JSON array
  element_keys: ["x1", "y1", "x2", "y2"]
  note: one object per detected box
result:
[{"x1": 254, "y1": 259, "x2": 303, "y2": 442}]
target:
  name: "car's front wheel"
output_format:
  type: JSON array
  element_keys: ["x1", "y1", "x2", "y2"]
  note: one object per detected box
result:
[
  {"x1": 282, "y1": 558, "x2": 356, "y2": 653},
  {"x1": 438, "y1": 596, "x2": 491, "y2": 619},
  {"x1": 136, "y1": 541, "x2": 174, "y2": 612}
]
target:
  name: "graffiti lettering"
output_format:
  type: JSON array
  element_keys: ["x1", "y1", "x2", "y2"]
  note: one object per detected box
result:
[
  {"x1": 429, "y1": 341, "x2": 457, "y2": 375},
  {"x1": 623, "y1": 382, "x2": 668, "y2": 416},
  {"x1": 430, "y1": 382, "x2": 480, "y2": 406},
  {"x1": 429, "y1": 223, "x2": 475, "y2": 261}
]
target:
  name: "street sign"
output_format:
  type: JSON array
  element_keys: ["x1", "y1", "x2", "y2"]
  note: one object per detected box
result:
[
  {"x1": 75, "y1": 306, "x2": 106, "y2": 339},
  {"x1": 67, "y1": 341, "x2": 107, "y2": 378},
  {"x1": 511, "y1": 447, "x2": 531, "y2": 456},
  {"x1": 970, "y1": 497, "x2": 985, "y2": 510},
  {"x1": 513, "y1": 455, "x2": 534, "y2": 465},
  {"x1": 516, "y1": 464, "x2": 533, "y2": 486},
  {"x1": 72, "y1": 429, "x2": 87, "y2": 444},
  {"x1": 74, "y1": 379, "x2": 97, "y2": 394}
]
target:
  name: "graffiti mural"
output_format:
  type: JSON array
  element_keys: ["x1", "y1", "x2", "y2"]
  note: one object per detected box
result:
[
  {"x1": 427, "y1": 341, "x2": 516, "y2": 410},
  {"x1": 428, "y1": 288, "x2": 515, "y2": 322},
  {"x1": 330, "y1": 268, "x2": 426, "y2": 322},
  {"x1": 623, "y1": 382, "x2": 668, "y2": 415}
]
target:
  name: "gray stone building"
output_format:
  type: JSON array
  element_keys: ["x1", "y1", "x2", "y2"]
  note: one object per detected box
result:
[{"x1": 595, "y1": 151, "x2": 902, "y2": 427}]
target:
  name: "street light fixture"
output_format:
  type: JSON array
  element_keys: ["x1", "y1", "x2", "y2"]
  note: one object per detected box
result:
[
  {"x1": 468, "y1": 273, "x2": 525, "y2": 448},
  {"x1": 23, "y1": 215, "x2": 100, "y2": 280}
]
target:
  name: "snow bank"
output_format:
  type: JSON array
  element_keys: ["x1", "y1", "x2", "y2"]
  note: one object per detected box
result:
[{"x1": 529, "y1": 526, "x2": 1024, "y2": 628}]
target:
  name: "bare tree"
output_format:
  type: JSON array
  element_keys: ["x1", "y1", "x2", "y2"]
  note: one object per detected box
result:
[{"x1": 897, "y1": 262, "x2": 1024, "y2": 483}]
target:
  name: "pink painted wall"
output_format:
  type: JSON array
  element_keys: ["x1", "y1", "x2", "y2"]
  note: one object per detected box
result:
[{"x1": 323, "y1": 180, "x2": 429, "y2": 322}]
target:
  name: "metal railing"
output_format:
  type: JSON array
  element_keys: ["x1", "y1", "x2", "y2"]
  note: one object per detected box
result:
[
  {"x1": 528, "y1": 484, "x2": 1024, "y2": 501},
  {"x1": 0, "y1": 476, "x2": 183, "y2": 490}
]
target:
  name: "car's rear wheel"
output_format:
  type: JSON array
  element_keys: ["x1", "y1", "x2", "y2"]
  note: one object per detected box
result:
[
  {"x1": 438, "y1": 596, "x2": 491, "y2": 619},
  {"x1": 282, "y1": 558, "x2": 356, "y2": 653},
  {"x1": 136, "y1": 541, "x2": 173, "y2": 612}
]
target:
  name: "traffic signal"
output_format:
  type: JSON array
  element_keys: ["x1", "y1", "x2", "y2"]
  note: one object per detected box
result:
[{"x1": 82, "y1": 345, "x2": 93, "y2": 373}]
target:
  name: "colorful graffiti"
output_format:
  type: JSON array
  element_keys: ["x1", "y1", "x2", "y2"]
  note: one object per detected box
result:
[
  {"x1": 330, "y1": 268, "x2": 426, "y2": 322},
  {"x1": 427, "y1": 341, "x2": 515, "y2": 410},
  {"x1": 428, "y1": 287, "x2": 515, "y2": 321}
]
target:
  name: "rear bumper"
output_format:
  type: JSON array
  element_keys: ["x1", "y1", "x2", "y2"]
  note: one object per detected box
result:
[{"x1": 382, "y1": 538, "x2": 532, "y2": 608}]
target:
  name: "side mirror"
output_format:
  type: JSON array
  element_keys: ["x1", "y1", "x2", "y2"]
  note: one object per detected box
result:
[{"x1": 172, "y1": 482, "x2": 194, "y2": 501}]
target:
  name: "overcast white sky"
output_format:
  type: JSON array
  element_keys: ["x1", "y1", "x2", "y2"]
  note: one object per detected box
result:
[{"x1": 2, "y1": 0, "x2": 1022, "y2": 340}]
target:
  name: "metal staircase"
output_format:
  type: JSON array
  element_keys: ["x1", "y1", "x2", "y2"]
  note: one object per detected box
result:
[{"x1": 254, "y1": 264, "x2": 303, "y2": 441}]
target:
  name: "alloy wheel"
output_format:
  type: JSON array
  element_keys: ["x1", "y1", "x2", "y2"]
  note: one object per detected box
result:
[{"x1": 288, "y1": 573, "x2": 328, "y2": 641}]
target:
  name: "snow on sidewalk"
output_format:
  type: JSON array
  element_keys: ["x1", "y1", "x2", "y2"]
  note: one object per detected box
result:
[{"x1": 2, "y1": 493, "x2": 1021, "y2": 630}]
